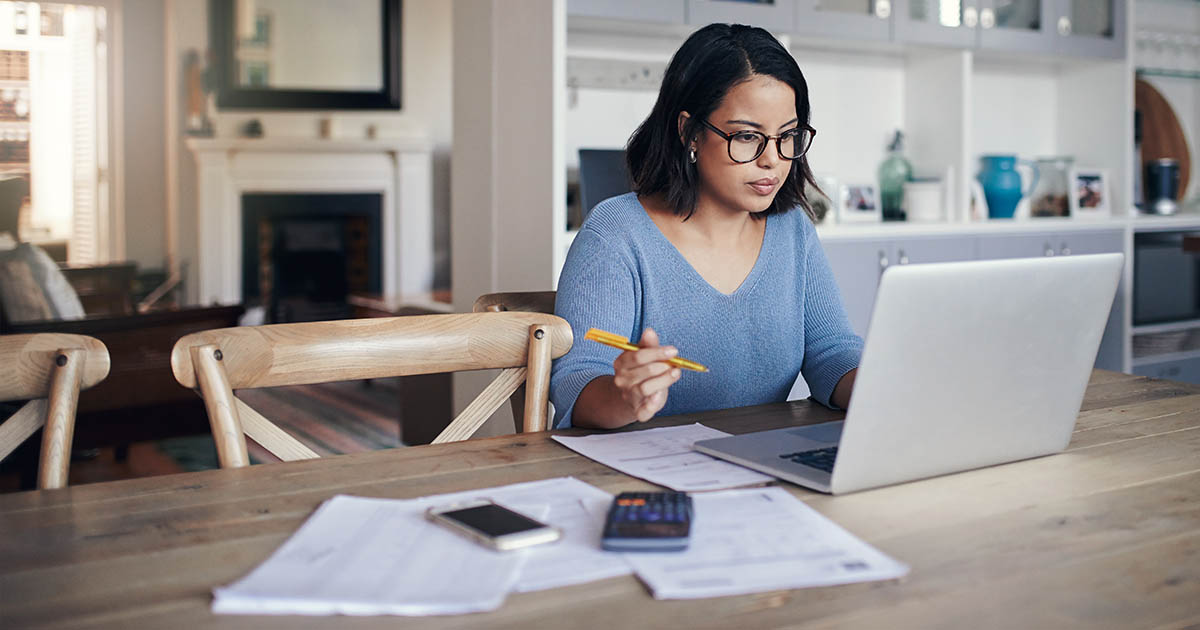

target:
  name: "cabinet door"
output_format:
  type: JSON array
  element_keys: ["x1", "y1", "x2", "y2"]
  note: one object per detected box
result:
[
  {"x1": 1058, "y1": 230, "x2": 1125, "y2": 372},
  {"x1": 822, "y1": 239, "x2": 890, "y2": 338},
  {"x1": 976, "y1": 0, "x2": 1055, "y2": 52},
  {"x1": 567, "y1": 0, "x2": 686, "y2": 23},
  {"x1": 976, "y1": 232, "x2": 1058, "y2": 260},
  {"x1": 794, "y1": 0, "x2": 891, "y2": 42},
  {"x1": 893, "y1": 0, "x2": 978, "y2": 47},
  {"x1": 1053, "y1": 0, "x2": 1124, "y2": 59},
  {"x1": 688, "y1": 0, "x2": 797, "y2": 29},
  {"x1": 891, "y1": 236, "x2": 977, "y2": 266},
  {"x1": 1132, "y1": 356, "x2": 1200, "y2": 386}
]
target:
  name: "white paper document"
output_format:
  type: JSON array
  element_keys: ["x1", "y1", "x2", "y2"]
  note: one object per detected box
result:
[
  {"x1": 552, "y1": 423, "x2": 775, "y2": 492},
  {"x1": 622, "y1": 486, "x2": 910, "y2": 599},
  {"x1": 213, "y1": 477, "x2": 631, "y2": 616}
]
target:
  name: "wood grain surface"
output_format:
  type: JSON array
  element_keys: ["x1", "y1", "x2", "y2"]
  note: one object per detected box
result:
[
  {"x1": 170, "y1": 312, "x2": 573, "y2": 390},
  {"x1": 1136, "y1": 77, "x2": 1191, "y2": 199},
  {"x1": 1, "y1": 370, "x2": 1198, "y2": 629}
]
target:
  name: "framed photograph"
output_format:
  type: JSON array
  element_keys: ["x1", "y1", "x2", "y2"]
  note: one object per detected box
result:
[
  {"x1": 807, "y1": 174, "x2": 839, "y2": 225},
  {"x1": 838, "y1": 184, "x2": 880, "y2": 223},
  {"x1": 1069, "y1": 168, "x2": 1110, "y2": 219}
]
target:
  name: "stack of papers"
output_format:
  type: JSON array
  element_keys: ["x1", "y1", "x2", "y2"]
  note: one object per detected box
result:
[
  {"x1": 213, "y1": 477, "x2": 630, "y2": 616},
  {"x1": 552, "y1": 423, "x2": 775, "y2": 491},
  {"x1": 214, "y1": 477, "x2": 909, "y2": 615}
]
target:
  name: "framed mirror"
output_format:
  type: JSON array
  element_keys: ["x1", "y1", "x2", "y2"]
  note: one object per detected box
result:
[{"x1": 209, "y1": 0, "x2": 401, "y2": 110}]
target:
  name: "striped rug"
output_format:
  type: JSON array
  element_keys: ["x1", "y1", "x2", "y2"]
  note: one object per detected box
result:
[{"x1": 155, "y1": 379, "x2": 404, "y2": 470}]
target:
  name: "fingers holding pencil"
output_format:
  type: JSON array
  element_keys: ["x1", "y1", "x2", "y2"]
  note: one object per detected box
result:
[{"x1": 611, "y1": 328, "x2": 682, "y2": 422}]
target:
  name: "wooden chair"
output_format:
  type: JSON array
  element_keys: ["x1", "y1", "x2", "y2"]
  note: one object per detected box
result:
[
  {"x1": 0, "y1": 333, "x2": 110, "y2": 489},
  {"x1": 473, "y1": 291, "x2": 558, "y2": 426},
  {"x1": 170, "y1": 312, "x2": 573, "y2": 469},
  {"x1": 473, "y1": 291, "x2": 556, "y2": 315}
]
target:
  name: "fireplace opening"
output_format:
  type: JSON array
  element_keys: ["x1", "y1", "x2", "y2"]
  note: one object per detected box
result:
[{"x1": 242, "y1": 193, "x2": 382, "y2": 323}]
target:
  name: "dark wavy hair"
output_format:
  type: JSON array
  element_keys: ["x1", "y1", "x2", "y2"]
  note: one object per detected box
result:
[{"x1": 626, "y1": 23, "x2": 816, "y2": 221}]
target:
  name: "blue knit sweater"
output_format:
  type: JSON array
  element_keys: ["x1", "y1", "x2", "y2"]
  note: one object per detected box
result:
[{"x1": 550, "y1": 192, "x2": 863, "y2": 429}]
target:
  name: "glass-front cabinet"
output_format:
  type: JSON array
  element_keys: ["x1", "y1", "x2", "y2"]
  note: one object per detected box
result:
[
  {"x1": 794, "y1": 0, "x2": 891, "y2": 41},
  {"x1": 566, "y1": 0, "x2": 686, "y2": 24},
  {"x1": 976, "y1": 0, "x2": 1054, "y2": 51},
  {"x1": 894, "y1": 0, "x2": 979, "y2": 47},
  {"x1": 1055, "y1": 0, "x2": 1124, "y2": 58},
  {"x1": 687, "y1": 0, "x2": 797, "y2": 30}
]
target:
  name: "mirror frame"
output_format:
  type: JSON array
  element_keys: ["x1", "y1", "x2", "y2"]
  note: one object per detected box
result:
[{"x1": 209, "y1": 0, "x2": 401, "y2": 110}]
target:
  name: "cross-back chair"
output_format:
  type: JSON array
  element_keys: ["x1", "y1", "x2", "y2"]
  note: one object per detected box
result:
[
  {"x1": 473, "y1": 291, "x2": 556, "y2": 315},
  {"x1": 170, "y1": 312, "x2": 573, "y2": 469},
  {"x1": 473, "y1": 291, "x2": 558, "y2": 428},
  {"x1": 0, "y1": 333, "x2": 110, "y2": 489}
]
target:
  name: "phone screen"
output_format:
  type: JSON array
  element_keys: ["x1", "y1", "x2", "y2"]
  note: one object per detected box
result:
[{"x1": 440, "y1": 504, "x2": 545, "y2": 537}]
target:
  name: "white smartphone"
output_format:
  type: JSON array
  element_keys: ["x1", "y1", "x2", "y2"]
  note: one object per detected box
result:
[{"x1": 425, "y1": 499, "x2": 561, "y2": 551}]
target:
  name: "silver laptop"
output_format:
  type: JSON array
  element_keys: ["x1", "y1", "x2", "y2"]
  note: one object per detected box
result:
[{"x1": 694, "y1": 253, "x2": 1124, "y2": 494}]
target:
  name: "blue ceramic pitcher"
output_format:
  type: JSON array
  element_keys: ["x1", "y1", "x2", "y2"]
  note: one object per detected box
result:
[{"x1": 978, "y1": 155, "x2": 1039, "y2": 219}]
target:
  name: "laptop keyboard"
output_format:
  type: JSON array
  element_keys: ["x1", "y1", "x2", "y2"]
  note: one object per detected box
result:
[{"x1": 779, "y1": 446, "x2": 839, "y2": 473}]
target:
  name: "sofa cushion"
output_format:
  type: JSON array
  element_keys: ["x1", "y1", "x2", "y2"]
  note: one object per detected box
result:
[{"x1": 0, "y1": 243, "x2": 85, "y2": 322}]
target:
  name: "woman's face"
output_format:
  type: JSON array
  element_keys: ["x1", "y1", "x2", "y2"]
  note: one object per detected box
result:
[{"x1": 690, "y1": 74, "x2": 798, "y2": 216}]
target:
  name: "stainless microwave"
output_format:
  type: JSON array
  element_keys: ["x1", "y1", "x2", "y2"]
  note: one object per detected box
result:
[{"x1": 1133, "y1": 231, "x2": 1200, "y2": 325}]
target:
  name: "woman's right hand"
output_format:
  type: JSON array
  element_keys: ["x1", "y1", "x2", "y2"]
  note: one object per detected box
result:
[{"x1": 611, "y1": 327, "x2": 682, "y2": 422}]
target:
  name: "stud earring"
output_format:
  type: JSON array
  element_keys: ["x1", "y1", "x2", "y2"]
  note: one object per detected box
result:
[{"x1": 688, "y1": 147, "x2": 697, "y2": 163}]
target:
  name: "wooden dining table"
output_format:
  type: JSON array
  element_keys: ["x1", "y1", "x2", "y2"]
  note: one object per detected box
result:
[{"x1": 2, "y1": 369, "x2": 1200, "y2": 629}]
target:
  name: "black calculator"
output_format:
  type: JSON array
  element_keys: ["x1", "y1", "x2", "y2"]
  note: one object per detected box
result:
[{"x1": 601, "y1": 491, "x2": 693, "y2": 552}]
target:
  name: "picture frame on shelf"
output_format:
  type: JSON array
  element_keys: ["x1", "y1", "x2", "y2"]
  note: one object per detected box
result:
[
  {"x1": 1069, "y1": 168, "x2": 1110, "y2": 219},
  {"x1": 969, "y1": 179, "x2": 989, "y2": 222},
  {"x1": 807, "y1": 174, "x2": 839, "y2": 225},
  {"x1": 838, "y1": 184, "x2": 880, "y2": 223}
]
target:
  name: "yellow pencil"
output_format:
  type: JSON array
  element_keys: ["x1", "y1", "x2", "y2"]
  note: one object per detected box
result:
[{"x1": 584, "y1": 328, "x2": 708, "y2": 372}]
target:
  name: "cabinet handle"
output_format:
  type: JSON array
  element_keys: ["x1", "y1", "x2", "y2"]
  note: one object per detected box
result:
[
  {"x1": 964, "y1": 6, "x2": 978, "y2": 28},
  {"x1": 1060, "y1": 242, "x2": 1071, "y2": 256},
  {"x1": 878, "y1": 250, "x2": 889, "y2": 272},
  {"x1": 874, "y1": 0, "x2": 890, "y2": 19},
  {"x1": 1044, "y1": 243, "x2": 1055, "y2": 257},
  {"x1": 897, "y1": 249, "x2": 909, "y2": 265},
  {"x1": 1057, "y1": 16, "x2": 1071, "y2": 36},
  {"x1": 980, "y1": 8, "x2": 995, "y2": 29}
]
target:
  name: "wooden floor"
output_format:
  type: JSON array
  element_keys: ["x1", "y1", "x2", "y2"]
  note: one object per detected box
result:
[{"x1": 0, "y1": 379, "x2": 408, "y2": 492}]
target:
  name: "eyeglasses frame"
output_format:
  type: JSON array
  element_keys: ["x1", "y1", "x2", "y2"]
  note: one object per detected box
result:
[{"x1": 698, "y1": 119, "x2": 816, "y2": 164}]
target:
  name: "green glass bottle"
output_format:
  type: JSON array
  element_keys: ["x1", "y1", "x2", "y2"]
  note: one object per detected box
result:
[{"x1": 878, "y1": 130, "x2": 912, "y2": 221}]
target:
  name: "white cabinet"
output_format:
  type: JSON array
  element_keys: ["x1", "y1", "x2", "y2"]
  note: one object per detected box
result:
[
  {"x1": 823, "y1": 236, "x2": 976, "y2": 337},
  {"x1": 794, "y1": 0, "x2": 891, "y2": 42},
  {"x1": 687, "y1": 0, "x2": 796, "y2": 29},
  {"x1": 566, "y1": 0, "x2": 686, "y2": 23},
  {"x1": 824, "y1": 229, "x2": 1125, "y2": 371}
]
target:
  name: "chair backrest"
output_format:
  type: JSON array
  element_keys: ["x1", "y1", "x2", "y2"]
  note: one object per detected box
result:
[
  {"x1": 0, "y1": 333, "x2": 110, "y2": 489},
  {"x1": 473, "y1": 292, "x2": 559, "y2": 429},
  {"x1": 473, "y1": 291, "x2": 556, "y2": 315},
  {"x1": 170, "y1": 312, "x2": 573, "y2": 468}
]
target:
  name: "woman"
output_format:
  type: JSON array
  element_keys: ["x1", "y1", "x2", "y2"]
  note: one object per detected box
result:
[{"x1": 551, "y1": 23, "x2": 861, "y2": 430}]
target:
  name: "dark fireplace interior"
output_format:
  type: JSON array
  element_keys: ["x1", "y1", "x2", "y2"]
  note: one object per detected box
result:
[{"x1": 242, "y1": 193, "x2": 383, "y2": 323}]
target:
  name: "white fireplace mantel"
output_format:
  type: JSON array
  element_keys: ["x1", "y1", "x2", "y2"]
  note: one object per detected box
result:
[{"x1": 185, "y1": 135, "x2": 434, "y2": 305}]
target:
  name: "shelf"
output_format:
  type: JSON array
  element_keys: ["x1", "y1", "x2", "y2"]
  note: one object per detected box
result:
[
  {"x1": 815, "y1": 217, "x2": 1129, "y2": 241},
  {"x1": 1136, "y1": 67, "x2": 1200, "y2": 80},
  {"x1": 1132, "y1": 319, "x2": 1200, "y2": 334},
  {"x1": 1132, "y1": 347, "x2": 1200, "y2": 367}
]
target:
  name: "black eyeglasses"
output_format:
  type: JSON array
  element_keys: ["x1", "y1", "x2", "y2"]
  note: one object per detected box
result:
[{"x1": 700, "y1": 119, "x2": 815, "y2": 163}]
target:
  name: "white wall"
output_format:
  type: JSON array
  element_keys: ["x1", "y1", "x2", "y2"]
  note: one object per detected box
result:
[
  {"x1": 166, "y1": 0, "x2": 453, "y2": 304},
  {"x1": 123, "y1": 0, "x2": 167, "y2": 269}
]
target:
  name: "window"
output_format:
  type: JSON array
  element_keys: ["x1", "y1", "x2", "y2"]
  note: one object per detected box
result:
[{"x1": 0, "y1": 1, "x2": 109, "y2": 264}]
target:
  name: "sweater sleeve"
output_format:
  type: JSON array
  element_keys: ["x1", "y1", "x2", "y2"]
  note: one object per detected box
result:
[
  {"x1": 550, "y1": 227, "x2": 640, "y2": 429},
  {"x1": 797, "y1": 216, "x2": 864, "y2": 408}
]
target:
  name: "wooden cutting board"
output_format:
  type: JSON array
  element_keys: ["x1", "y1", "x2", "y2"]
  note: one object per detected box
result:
[{"x1": 1136, "y1": 77, "x2": 1190, "y2": 199}]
